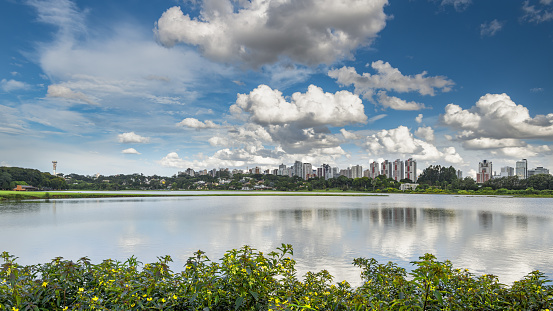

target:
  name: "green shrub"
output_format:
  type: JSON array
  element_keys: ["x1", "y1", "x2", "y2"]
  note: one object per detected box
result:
[{"x1": 1, "y1": 247, "x2": 552, "y2": 310}]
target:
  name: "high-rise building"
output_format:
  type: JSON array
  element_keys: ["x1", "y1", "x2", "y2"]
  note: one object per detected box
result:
[
  {"x1": 351, "y1": 165, "x2": 363, "y2": 179},
  {"x1": 405, "y1": 158, "x2": 417, "y2": 182},
  {"x1": 392, "y1": 159, "x2": 404, "y2": 181},
  {"x1": 302, "y1": 163, "x2": 312, "y2": 180},
  {"x1": 369, "y1": 161, "x2": 379, "y2": 179},
  {"x1": 293, "y1": 161, "x2": 303, "y2": 178},
  {"x1": 456, "y1": 170, "x2": 462, "y2": 180},
  {"x1": 363, "y1": 169, "x2": 370, "y2": 177},
  {"x1": 528, "y1": 167, "x2": 550, "y2": 176},
  {"x1": 500, "y1": 166, "x2": 514, "y2": 177},
  {"x1": 516, "y1": 159, "x2": 528, "y2": 179},
  {"x1": 381, "y1": 160, "x2": 392, "y2": 179},
  {"x1": 477, "y1": 160, "x2": 492, "y2": 183},
  {"x1": 321, "y1": 164, "x2": 333, "y2": 180}
]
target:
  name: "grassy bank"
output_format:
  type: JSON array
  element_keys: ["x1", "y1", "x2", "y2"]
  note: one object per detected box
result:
[
  {"x1": 1, "y1": 245, "x2": 551, "y2": 310},
  {"x1": 0, "y1": 190, "x2": 378, "y2": 201}
]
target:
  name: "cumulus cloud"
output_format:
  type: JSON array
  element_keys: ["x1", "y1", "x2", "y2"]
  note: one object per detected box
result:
[
  {"x1": 1, "y1": 79, "x2": 30, "y2": 92},
  {"x1": 231, "y1": 84, "x2": 367, "y2": 127},
  {"x1": 117, "y1": 132, "x2": 150, "y2": 144},
  {"x1": 416, "y1": 114, "x2": 424, "y2": 123},
  {"x1": 47, "y1": 84, "x2": 99, "y2": 105},
  {"x1": 154, "y1": 0, "x2": 388, "y2": 67},
  {"x1": 441, "y1": 93, "x2": 553, "y2": 140},
  {"x1": 364, "y1": 125, "x2": 463, "y2": 163},
  {"x1": 415, "y1": 126, "x2": 435, "y2": 142},
  {"x1": 122, "y1": 148, "x2": 141, "y2": 154},
  {"x1": 480, "y1": 19, "x2": 505, "y2": 37},
  {"x1": 177, "y1": 118, "x2": 219, "y2": 129},
  {"x1": 498, "y1": 145, "x2": 551, "y2": 158},
  {"x1": 522, "y1": 0, "x2": 553, "y2": 23},
  {"x1": 461, "y1": 138, "x2": 526, "y2": 150},
  {"x1": 377, "y1": 91, "x2": 427, "y2": 111},
  {"x1": 328, "y1": 61, "x2": 454, "y2": 101}
]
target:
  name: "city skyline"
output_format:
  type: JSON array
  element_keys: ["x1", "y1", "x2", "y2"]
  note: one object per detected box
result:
[{"x1": 1, "y1": 0, "x2": 552, "y2": 177}]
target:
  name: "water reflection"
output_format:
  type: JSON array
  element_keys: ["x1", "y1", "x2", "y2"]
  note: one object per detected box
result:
[{"x1": 0, "y1": 194, "x2": 552, "y2": 286}]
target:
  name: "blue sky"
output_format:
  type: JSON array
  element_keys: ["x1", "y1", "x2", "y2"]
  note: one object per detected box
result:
[{"x1": 1, "y1": 0, "x2": 552, "y2": 177}]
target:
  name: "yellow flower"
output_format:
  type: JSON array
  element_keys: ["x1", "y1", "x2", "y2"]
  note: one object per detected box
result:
[
  {"x1": 78, "y1": 288, "x2": 84, "y2": 293},
  {"x1": 42, "y1": 281, "x2": 48, "y2": 287},
  {"x1": 92, "y1": 296, "x2": 99, "y2": 302},
  {"x1": 161, "y1": 298, "x2": 166, "y2": 303},
  {"x1": 12, "y1": 308, "x2": 18, "y2": 311},
  {"x1": 147, "y1": 297, "x2": 153, "y2": 302},
  {"x1": 62, "y1": 307, "x2": 68, "y2": 311},
  {"x1": 172, "y1": 295, "x2": 178, "y2": 300},
  {"x1": 131, "y1": 303, "x2": 135, "y2": 307}
]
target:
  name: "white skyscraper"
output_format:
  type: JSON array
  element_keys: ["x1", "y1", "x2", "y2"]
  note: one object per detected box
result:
[
  {"x1": 392, "y1": 159, "x2": 404, "y2": 181},
  {"x1": 381, "y1": 160, "x2": 392, "y2": 179},
  {"x1": 369, "y1": 161, "x2": 379, "y2": 179},
  {"x1": 302, "y1": 163, "x2": 312, "y2": 180},
  {"x1": 405, "y1": 158, "x2": 417, "y2": 182},
  {"x1": 351, "y1": 165, "x2": 363, "y2": 179}
]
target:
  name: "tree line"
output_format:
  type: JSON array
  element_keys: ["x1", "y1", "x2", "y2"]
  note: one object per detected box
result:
[{"x1": 1, "y1": 165, "x2": 553, "y2": 193}]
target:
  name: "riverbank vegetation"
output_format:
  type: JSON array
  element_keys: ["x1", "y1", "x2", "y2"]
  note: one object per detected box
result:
[
  {"x1": 2, "y1": 166, "x2": 553, "y2": 197},
  {"x1": 1, "y1": 245, "x2": 551, "y2": 310}
]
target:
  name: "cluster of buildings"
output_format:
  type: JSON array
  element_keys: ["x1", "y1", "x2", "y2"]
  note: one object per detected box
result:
[
  {"x1": 477, "y1": 158, "x2": 550, "y2": 183},
  {"x1": 179, "y1": 158, "x2": 419, "y2": 182}
]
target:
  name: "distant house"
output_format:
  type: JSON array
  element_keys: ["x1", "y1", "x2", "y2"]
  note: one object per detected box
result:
[
  {"x1": 400, "y1": 183, "x2": 419, "y2": 191},
  {"x1": 13, "y1": 185, "x2": 39, "y2": 191}
]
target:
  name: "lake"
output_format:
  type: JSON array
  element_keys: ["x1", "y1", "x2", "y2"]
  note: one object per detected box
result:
[{"x1": 1, "y1": 192, "x2": 552, "y2": 286}]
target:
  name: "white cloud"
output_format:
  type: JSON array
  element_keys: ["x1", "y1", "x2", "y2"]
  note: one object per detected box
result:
[
  {"x1": 415, "y1": 126, "x2": 435, "y2": 142},
  {"x1": 480, "y1": 19, "x2": 505, "y2": 37},
  {"x1": 340, "y1": 128, "x2": 361, "y2": 140},
  {"x1": 368, "y1": 114, "x2": 387, "y2": 123},
  {"x1": 377, "y1": 91, "x2": 427, "y2": 111},
  {"x1": 231, "y1": 84, "x2": 367, "y2": 127},
  {"x1": 117, "y1": 132, "x2": 150, "y2": 144},
  {"x1": 154, "y1": 0, "x2": 389, "y2": 67},
  {"x1": 441, "y1": 93, "x2": 553, "y2": 140},
  {"x1": 440, "y1": 0, "x2": 472, "y2": 11},
  {"x1": 177, "y1": 118, "x2": 219, "y2": 129},
  {"x1": 499, "y1": 145, "x2": 551, "y2": 158},
  {"x1": 522, "y1": 0, "x2": 553, "y2": 23},
  {"x1": 415, "y1": 114, "x2": 424, "y2": 123},
  {"x1": 364, "y1": 125, "x2": 463, "y2": 163},
  {"x1": 47, "y1": 84, "x2": 99, "y2": 105},
  {"x1": 461, "y1": 138, "x2": 526, "y2": 150},
  {"x1": 531, "y1": 87, "x2": 544, "y2": 92},
  {"x1": 122, "y1": 148, "x2": 141, "y2": 154},
  {"x1": 328, "y1": 61, "x2": 454, "y2": 100},
  {"x1": 1, "y1": 79, "x2": 30, "y2": 92}
]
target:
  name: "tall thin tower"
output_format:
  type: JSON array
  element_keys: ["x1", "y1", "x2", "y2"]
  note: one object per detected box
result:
[{"x1": 52, "y1": 161, "x2": 58, "y2": 176}]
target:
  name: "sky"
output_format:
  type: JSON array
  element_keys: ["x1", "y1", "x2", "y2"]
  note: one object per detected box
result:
[{"x1": 1, "y1": 0, "x2": 552, "y2": 177}]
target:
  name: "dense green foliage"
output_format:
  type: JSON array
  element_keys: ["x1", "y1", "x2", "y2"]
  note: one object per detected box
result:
[
  {"x1": 1, "y1": 246, "x2": 552, "y2": 310},
  {"x1": 2, "y1": 166, "x2": 553, "y2": 196},
  {"x1": 0, "y1": 167, "x2": 67, "y2": 190}
]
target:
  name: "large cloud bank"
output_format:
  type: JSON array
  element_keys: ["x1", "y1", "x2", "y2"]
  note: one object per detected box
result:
[
  {"x1": 441, "y1": 93, "x2": 553, "y2": 158},
  {"x1": 154, "y1": 0, "x2": 389, "y2": 67}
]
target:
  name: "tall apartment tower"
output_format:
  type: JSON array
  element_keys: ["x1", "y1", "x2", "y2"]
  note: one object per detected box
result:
[
  {"x1": 516, "y1": 159, "x2": 528, "y2": 179},
  {"x1": 381, "y1": 160, "x2": 393, "y2": 179},
  {"x1": 477, "y1": 160, "x2": 493, "y2": 183},
  {"x1": 456, "y1": 170, "x2": 462, "y2": 180},
  {"x1": 500, "y1": 166, "x2": 515, "y2": 177},
  {"x1": 392, "y1": 159, "x2": 404, "y2": 181},
  {"x1": 321, "y1": 164, "x2": 333, "y2": 180},
  {"x1": 405, "y1": 158, "x2": 417, "y2": 182},
  {"x1": 293, "y1": 161, "x2": 303, "y2": 178},
  {"x1": 302, "y1": 163, "x2": 312, "y2": 180},
  {"x1": 369, "y1": 161, "x2": 379, "y2": 179},
  {"x1": 351, "y1": 165, "x2": 363, "y2": 179}
]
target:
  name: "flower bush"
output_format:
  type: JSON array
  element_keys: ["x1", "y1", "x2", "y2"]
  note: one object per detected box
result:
[{"x1": 1, "y1": 246, "x2": 552, "y2": 310}]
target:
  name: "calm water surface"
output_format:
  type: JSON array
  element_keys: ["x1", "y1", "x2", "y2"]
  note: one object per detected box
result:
[{"x1": 1, "y1": 193, "x2": 552, "y2": 285}]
